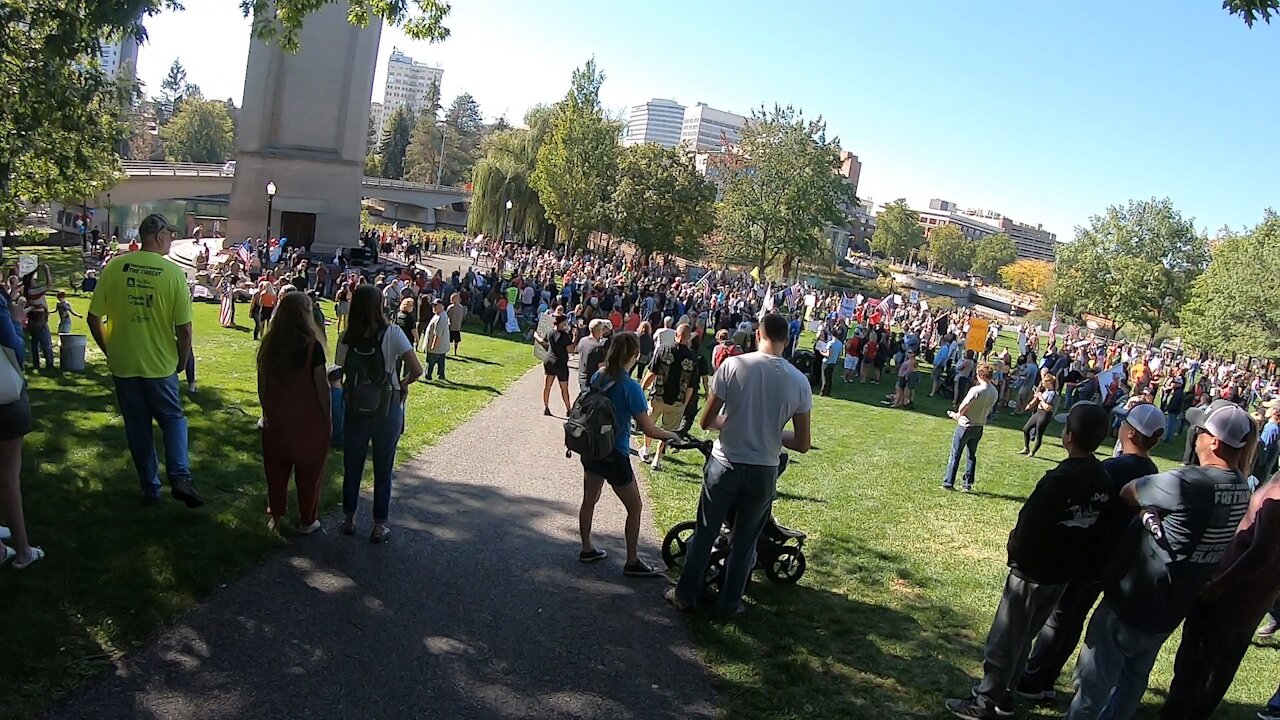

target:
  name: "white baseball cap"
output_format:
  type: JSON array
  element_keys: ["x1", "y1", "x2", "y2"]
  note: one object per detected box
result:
[{"x1": 1124, "y1": 404, "x2": 1165, "y2": 438}]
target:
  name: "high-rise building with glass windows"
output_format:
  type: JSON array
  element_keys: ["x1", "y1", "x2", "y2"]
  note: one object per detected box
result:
[{"x1": 621, "y1": 99, "x2": 685, "y2": 148}]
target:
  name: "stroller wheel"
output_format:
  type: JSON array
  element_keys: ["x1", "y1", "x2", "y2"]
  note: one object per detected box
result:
[
  {"x1": 764, "y1": 548, "x2": 806, "y2": 584},
  {"x1": 703, "y1": 557, "x2": 726, "y2": 598},
  {"x1": 661, "y1": 521, "x2": 698, "y2": 569}
]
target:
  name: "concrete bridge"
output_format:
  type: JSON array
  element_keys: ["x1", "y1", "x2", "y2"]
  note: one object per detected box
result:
[{"x1": 99, "y1": 161, "x2": 470, "y2": 217}]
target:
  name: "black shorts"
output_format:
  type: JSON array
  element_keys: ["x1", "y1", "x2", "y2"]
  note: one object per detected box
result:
[
  {"x1": 896, "y1": 377, "x2": 909, "y2": 390},
  {"x1": 0, "y1": 388, "x2": 32, "y2": 441},
  {"x1": 544, "y1": 363, "x2": 570, "y2": 382},
  {"x1": 581, "y1": 450, "x2": 635, "y2": 487},
  {"x1": 450, "y1": 330, "x2": 462, "y2": 343}
]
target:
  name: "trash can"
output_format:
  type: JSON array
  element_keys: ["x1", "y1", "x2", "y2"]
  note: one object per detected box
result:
[{"x1": 59, "y1": 334, "x2": 87, "y2": 372}]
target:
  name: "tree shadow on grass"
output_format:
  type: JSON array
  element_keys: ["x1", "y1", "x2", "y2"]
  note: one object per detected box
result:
[
  {"x1": 685, "y1": 533, "x2": 983, "y2": 719},
  {"x1": 1, "y1": 364, "x2": 313, "y2": 720},
  {"x1": 42, "y1": 477, "x2": 715, "y2": 720}
]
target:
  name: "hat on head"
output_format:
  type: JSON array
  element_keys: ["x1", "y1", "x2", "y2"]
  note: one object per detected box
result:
[
  {"x1": 138, "y1": 213, "x2": 177, "y2": 238},
  {"x1": 1186, "y1": 399, "x2": 1253, "y2": 448},
  {"x1": 1263, "y1": 398, "x2": 1280, "y2": 412},
  {"x1": 1124, "y1": 404, "x2": 1165, "y2": 437}
]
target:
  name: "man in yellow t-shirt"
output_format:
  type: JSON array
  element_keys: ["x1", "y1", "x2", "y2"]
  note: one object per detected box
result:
[{"x1": 88, "y1": 214, "x2": 202, "y2": 509}]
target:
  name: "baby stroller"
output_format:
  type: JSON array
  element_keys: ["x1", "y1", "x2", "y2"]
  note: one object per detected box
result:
[{"x1": 660, "y1": 434, "x2": 808, "y2": 597}]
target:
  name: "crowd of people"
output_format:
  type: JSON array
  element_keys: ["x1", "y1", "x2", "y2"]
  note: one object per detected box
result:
[{"x1": 8, "y1": 221, "x2": 1280, "y2": 718}]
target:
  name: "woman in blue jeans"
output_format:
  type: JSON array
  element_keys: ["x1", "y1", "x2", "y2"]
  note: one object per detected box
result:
[{"x1": 337, "y1": 285, "x2": 422, "y2": 543}]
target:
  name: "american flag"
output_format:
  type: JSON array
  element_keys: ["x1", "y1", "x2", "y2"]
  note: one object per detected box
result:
[
  {"x1": 1048, "y1": 306, "x2": 1060, "y2": 342},
  {"x1": 235, "y1": 240, "x2": 253, "y2": 265}
]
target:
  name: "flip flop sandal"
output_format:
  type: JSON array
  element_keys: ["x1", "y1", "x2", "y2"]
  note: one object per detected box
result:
[{"x1": 13, "y1": 547, "x2": 44, "y2": 570}]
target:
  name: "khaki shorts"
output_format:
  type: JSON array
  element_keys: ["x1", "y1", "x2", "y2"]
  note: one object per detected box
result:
[{"x1": 650, "y1": 399, "x2": 687, "y2": 431}]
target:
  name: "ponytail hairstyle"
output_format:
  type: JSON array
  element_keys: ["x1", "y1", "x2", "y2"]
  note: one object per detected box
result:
[{"x1": 603, "y1": 331, "x2": 640, "y2": 379}]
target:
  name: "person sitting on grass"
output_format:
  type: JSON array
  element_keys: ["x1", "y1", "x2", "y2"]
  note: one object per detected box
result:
[{"x1": 945, "y1": 402, "x2": 1112, "y2": 720}]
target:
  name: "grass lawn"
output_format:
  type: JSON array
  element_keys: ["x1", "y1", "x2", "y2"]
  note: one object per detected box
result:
[
  {"x1": 646, "y1": 342, "x2": 1280, "y2": 719},
  {"x1": 0, "y1": 247, "x2": 537, "y2": 720}
]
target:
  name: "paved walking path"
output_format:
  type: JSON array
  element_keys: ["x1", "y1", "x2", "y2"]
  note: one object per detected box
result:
[{"x1": 46, "y1": 367, "x2": 716, "y2": 720}]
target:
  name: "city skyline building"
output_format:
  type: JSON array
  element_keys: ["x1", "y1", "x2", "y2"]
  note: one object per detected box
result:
[
  {"x1": 679, "y1": 103, "x2": 746, "y2": 152},
  {"x1": 372, "y1": 47, "x2": 443, "y2": 136},
  {"x1": 621, "y1": 98, "x2": 685, "y2": 148},
  {"x1": 99, "y1": 33, "x2": 140, "y2": 82},
  {"x1": 919, "y1": 199, "x2": 1059, "y2": 263}
]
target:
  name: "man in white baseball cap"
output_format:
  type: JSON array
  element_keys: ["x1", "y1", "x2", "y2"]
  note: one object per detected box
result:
[
  {"x1": 1067, "y1": 401, "x2": 1252, "y2": 720},
  {"x1": 1019, "y1": 402, "x2": 1165, "y2": 701}
]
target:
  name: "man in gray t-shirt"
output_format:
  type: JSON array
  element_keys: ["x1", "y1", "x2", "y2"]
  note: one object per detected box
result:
[
  {"x1": 666, "y1": 314, "x2": 812, "y2": 616},
  {"x1": 1068, "y1": 402, "x2": 1253, "y2": 720}
]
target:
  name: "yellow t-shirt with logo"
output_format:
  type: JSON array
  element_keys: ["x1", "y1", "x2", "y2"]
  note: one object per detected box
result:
[{"x1": 88, "y1": 251, "x2": 193, "y2": 378}]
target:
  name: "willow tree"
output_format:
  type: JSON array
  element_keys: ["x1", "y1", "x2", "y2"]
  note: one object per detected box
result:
[{"x1": 469, "y1": 105, "x2": 554, "y2": 242}]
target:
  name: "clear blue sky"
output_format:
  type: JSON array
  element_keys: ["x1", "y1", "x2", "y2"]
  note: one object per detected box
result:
[{"x1": 137, "y1": 0, "x2": 1278, "y2": 242}]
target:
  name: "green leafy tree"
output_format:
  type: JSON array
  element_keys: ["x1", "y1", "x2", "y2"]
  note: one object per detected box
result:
[
  {"x1": 531, "y1": 59, "x2": 620, "y2": 247},
  {"x1": 1046, "y1": 198, "x2": 1209, "y2": 339},
  {"x1": 160, "y1": 98, "x2": 235, "y2": 163},
  {"x1": 710, "y1": 105, "x2": 853, "y2": 278},
  {"x1": 869, "y1": 199, "x2": 925, "y2": 261},
  {"x1": 378, "y1": 106, "x2": 413, "y2": 179},
  {"x1": 244, "y1": 0, "x2": 452, "y2": 51},
  {"x1": 403, "y1": 80, "x2": 444, "y2": 184},
  {"x1": 612, "y1": 143, "x2": 716, "y2": 261},
  {"x1": 469, "y1": 105, "x2": 553, "y2": 242},
  {"x1": 1225, "y1": 0, "x2": 1279, "y2": 26},
  {"x1": 998, "y1": 259, "x2": 1054, "y2": 294},
  {"x1": 156, "y1": 58, "x2": 187, "y2": 124},
  {"x1": 972, "y1": 232, "x2": 1018, "y2": 279},
  {"x1": 1180, "y1": 212, "x2": 1280, "y2": 359},
  {"x1": 437, "y1": 92, "x2": 485, "y2": 186},
  {"x1": 364, "y1": 153, "x2": 381, "y2": 176},
  {"x1": 925, "y1": 224, "x2": 975, "y2": 275}
]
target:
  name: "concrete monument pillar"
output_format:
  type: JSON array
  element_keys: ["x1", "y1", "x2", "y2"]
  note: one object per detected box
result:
[{"x1": 227, "y1": 4, "x2": 380, "y2": 255}]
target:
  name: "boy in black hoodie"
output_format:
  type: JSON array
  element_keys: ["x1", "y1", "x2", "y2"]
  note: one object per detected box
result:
[{"x1": 946, "y1": 402, "x2": 1112, "y2": 720}]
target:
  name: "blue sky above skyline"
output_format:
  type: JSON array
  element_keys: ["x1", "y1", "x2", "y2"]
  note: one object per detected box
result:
[{"x1": 137, "y1": 0, "x2": 1279, "y2": 243}]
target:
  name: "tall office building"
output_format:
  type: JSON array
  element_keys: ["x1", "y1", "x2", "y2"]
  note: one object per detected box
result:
[
  {"x1": 957, "y1": 207, "x2": 1059, "y2": 262},
  {"x1": 99, "y1": 33, "x2": 139, "y2": 81},
  {"x1": 367, "y1": 101, "x2": 383, "y2": 150},
  {"x1": 372, "y1": 47, "x2": 443, "y2": 134},
  {"x1": 679, "y1": 103, "x2": 747, "y2": 151},
  {"x1": 621, "y1": 98, "x2": 685, "y2": 148}
]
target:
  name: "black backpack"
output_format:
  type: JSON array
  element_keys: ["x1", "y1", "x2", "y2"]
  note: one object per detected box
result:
[
  {"x1": 564, "y1": 375, "x2": 617, "y2": 460},
  {"x1": 342, "y1": 329, "x2": 393, "y2": 420}
]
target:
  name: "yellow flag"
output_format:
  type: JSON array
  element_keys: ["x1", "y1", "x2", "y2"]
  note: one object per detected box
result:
[{"x1": 750, "y1": 266, "x2": 761, "y2": 282}]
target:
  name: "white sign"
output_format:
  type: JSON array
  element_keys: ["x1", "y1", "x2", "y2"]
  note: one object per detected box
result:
[
  {"x1": 17, "y1": 255, "x2": 37, "y2": 277},
  {"x1": 839, "y1": 297, "x2": 856, "y2": 319},
  {"x1": 909, "y1": 289, "x2": 920, "y2": 304}
]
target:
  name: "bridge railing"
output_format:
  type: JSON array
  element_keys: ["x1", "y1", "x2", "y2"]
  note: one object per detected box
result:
[
  {"x1": 360, "y1": 176, "x2": 466, "y2": 194},
  {"x1": 121, "y1": 161, "x2": 233, "y2": 177}
]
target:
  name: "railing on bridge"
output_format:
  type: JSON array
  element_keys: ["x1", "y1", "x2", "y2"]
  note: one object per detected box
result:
[
  {"x1": 121, "y1": 161, "x2": 233, "y2": 177},
  {"x1": 119, "y1": 161, "x2": 471, "y2": 198},
  {"x1": 359, "y1": 175, "x2": 467, "y2": 195}
]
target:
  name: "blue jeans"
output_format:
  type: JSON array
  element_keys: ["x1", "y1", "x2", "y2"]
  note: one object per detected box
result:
[
  {"x1": 28, "y1": 326, "x2": 53, "y2": 369},
  {"x1": 942, "y1": 425, "x2": 984, "y2": 488},
  {"x1": 113, "y1": 374, "x2": 191, "y2": 497},
  {"x1": 674, "y1": 456, "x2": 778, "y2": 614},
  {"x1": 1165, "y1": 411, "x2": 1180, "y2": 441},
  {"x1": 1066, "y1": 601, "x2": 1171, "y2": 720},
  {"x1": 342, "y1": 400, "x2": 404, "y2": 522},
  {"x1": 425, "y1": 352, "x2": 446, "y2": 380}
]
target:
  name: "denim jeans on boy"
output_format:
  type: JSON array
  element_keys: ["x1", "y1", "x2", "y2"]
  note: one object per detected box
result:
[
  {"x1": 425, "y1": 352, "x2": 447, "y2": 380},
  {"x1": 29, "y1": 326, "x2": 53, "y2": 369},
  {"x1": 674, "y1": 456, "x2": 778, "y2": 614},
  {"x1": 342, "y1": 400, "x2": 404, "y2": 522},
  {"x1": 942, "y1": 425, "x2": 984, "y2": 489},
  {"x1": 973, "y1": 572, "x2": 1066, "y2": 713},
  {"x1": 114, "y1": 374, "x2": 191, "y2": 497},
  {"x1": 1066, "y1": 602, "x2": 1172, "y2": 720}
]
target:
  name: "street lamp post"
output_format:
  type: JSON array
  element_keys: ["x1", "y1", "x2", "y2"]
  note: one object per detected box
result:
[
  {"x1": 265, "y1": 181, "x2": 277, "y2": 269},
  {"x1": 105, "y1": 192, "x2": 111, "y2": 250},
  {"x1": 503, "y1": 199, "x2": 513, "y2": 244}
]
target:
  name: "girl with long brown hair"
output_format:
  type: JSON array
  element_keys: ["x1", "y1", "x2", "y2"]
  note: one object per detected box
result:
[
  {"x1": 576, "y1": 331, "x2": 677, "y2": 577},
  {"x1": 337, "y1": 284, "x2": 422, "y2": 543},
  {"x1": 257, "y1": 290, "x2": 331, "y2": 534}
]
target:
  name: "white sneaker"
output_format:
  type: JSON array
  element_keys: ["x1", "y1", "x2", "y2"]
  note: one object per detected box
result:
[
  {"x1": 188, "y1": 383, "x2": 197, "y2": 393},
  {"x1": 639, "y1": 448, "x2": 650, "y2": 462},
  {"x1": 298, "y1": 520, "x2": 322, "y2": 535},
  {"x1": 651, "y1": 456, "x2": 662, "y2": 471}
]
